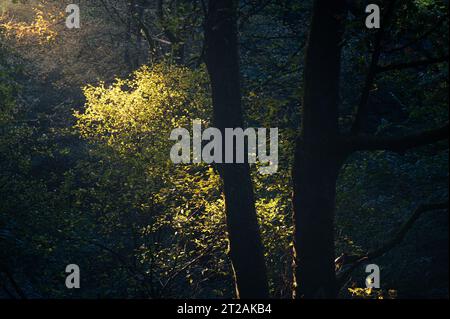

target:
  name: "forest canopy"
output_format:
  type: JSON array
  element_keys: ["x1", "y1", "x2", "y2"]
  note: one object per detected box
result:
[{"x1": 0, "y1": 0, "x2": 448, "y2": 300}]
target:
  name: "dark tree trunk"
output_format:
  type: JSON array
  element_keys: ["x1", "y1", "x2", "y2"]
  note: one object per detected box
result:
[
  {"x1": 292, "y1": 0, "x2": 346, "y2": 299},
  {"x1": 124, "y1": 0, "x2": 134, "y2": 72},
  {"x1": 134, "y1": 0, "x2": 147, "y2": 67},
  {"x1": 204, "y1": 0, "x2": 269, "y2": 299}
]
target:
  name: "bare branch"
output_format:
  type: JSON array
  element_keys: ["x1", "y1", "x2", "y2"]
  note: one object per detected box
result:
[
  {"x1": 350, "y1": 0, "x2": 397, "y2": 134},
  {"x1": 337, "y1": 202, "x2": 449, "y2": 288},
  {"x1": 384, "y1": 16, "x2": 447, "y2": 53},
  {"x1": 160, "y1": 243, "x2": 218, "y2": 296},
  {"x1": 376, "y1": 56, "x2": 449, "y2": 73},
  {"x1": 0, "y1": 263, "x2": 27, "y2": 299},
  {"x1": 239, "y1": 0, "x2": 274, "y2": 30},
  {"x1": 347, "y1": 123, "x2": 449, "y2": 154}
]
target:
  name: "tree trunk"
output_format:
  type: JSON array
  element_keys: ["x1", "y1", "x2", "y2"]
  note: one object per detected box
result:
[
  {"x1": 124, "y1": 0, "x2": 134, "y2": 72},
  {"x1": 204, "y1": 0, "x2": 269, "y2": 299},
  {"x1": 134, "y1": 0, "x2": 146, "y2": 67},
  {"x1": 292, "y1": 0, "x2": 346, "y2": 299}
]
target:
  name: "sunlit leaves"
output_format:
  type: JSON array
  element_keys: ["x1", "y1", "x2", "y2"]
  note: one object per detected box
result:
[
  {"x1": 0, "y1": 5, "x2": 61, "y2": 43},
  {"x1": 75, "y1": 63, "x2": 210, "y2": 160}
]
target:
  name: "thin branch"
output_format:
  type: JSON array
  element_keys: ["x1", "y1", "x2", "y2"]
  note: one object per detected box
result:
[
  {"x1": 337, "y1": 202, "x2": 449, "y2": 288},
  {"x1": 350, "y1": 0, "x2": 397, "y2": 134},
  {"x1": 384, "y1": 16, "x2": 447, "y2": 53},
  {"x1": 376, "y1": 55, "x2": 449, "y2": 73},
  {"x1": 51, "y1": 231, "x2": 155, "y2": 296},
  {"x1": 160, "y1": 243, "x2": 218, "y2": 296},
  {"x1": 99, "y1": 0, "x2": 127, "y2": 25},
  {"x1": 1, "y1": 284, "x2": 16, "y2": 299},
  {"x1": 200, "y1": 0, "x2": 208, "y2": 17},
  {"x1": 238, "y1": 0, "x2": 274, "y2": 30},
  {"x1": 0, "y1": 263, "x2": 27, "y2": 299},
  {"x1": 134, "y1": 18, "x2": 156, "y2": 54},
  {"x1": 347, "y1": 123, "x2": 449, "y2": 154}
]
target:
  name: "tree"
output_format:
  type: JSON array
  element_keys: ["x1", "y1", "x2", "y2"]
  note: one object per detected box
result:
[
  {"x1": 0, "y1": 0, "x2": 448, "y2": 299},
  {"x1": 204, "y1": 0, "x2": 269, "y2": 298},
  {"x1": 292, "y1": 0, "x2": 346, "y2": 298},
  {"x1": 292, "y1": 0, "x2": 448, "y2": 298}
]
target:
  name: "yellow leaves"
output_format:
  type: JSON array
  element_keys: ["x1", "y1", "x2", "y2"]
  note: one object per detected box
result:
[
  {"x1": 76, "y1": 61, "x2": 223, "y2": 255},
  {"x1": 0, "y1": 6, "x2": 61, "y2": 44},
  {"x1": 75, "y1": 63, "x2": 210, "y2": 159},
  {"x1": 348, "y1": 287, "x2": 398, "y2": 299},
  {"x1": 348, "y1": 287, "x2": 378, "y2": 298}
]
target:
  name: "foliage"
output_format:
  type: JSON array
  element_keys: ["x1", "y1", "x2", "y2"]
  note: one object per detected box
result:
[
  {"x1": 0, "y1": 5, "x2": 61, "y2": 43},
  {"x1": 0, "y1": 0, "x2": 448, "y2": 299}
]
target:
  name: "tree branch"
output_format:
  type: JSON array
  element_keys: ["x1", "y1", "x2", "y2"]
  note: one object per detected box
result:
[
  {"x1": 238, "y1": 0, "x2": 274, "y2": 30},
  {"x1": 384, "y1": 16, "x2": 447, "y2": 53},
  {"x1": 376, "y1": 56, "x2": 449, "y2": 73},
  {"x1": 350, "y1": 0, "x2": 397, "y2": 134},
  {"x1": 160, "y1": 243, "x2": 218, "y2": 297},
  {"x1": 0, "y1": 263, "x2": 27, "y2": 299},
  {"x1": 347, "y1": 123, "x2": 449, "y2": 154},
  {"x1": 337, "y1": 202, "x2": 449, "y2": 288},
  {"x1": 51, "y1": 231, "x2": 155, "y2": 296}
]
